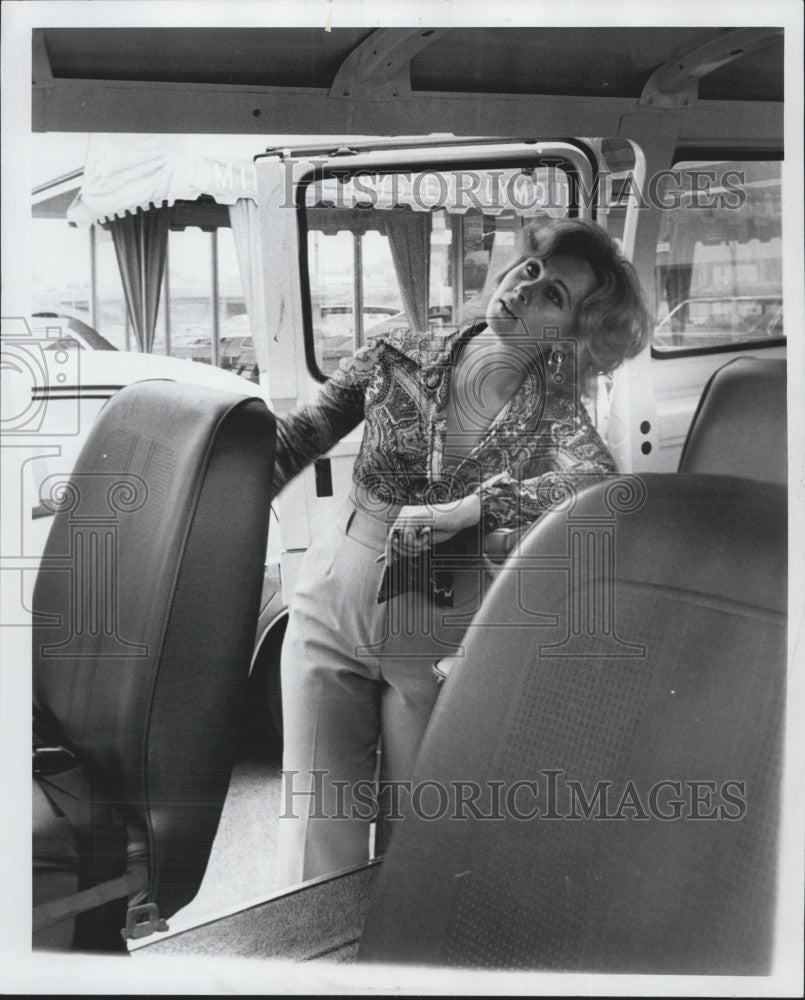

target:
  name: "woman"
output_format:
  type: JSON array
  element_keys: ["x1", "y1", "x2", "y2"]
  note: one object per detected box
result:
[{"x1": 273, "y1": 218, "x2": 649, "y2": 886}]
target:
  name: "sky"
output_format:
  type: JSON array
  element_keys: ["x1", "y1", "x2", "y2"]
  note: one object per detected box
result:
[{"x1": 30, "y1": 132, "x2": 89, "y2": 187}]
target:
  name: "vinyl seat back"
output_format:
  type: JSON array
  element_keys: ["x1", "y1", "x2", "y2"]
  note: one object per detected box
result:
[
  {"x1": 33, "y1": 380, "x2": 275, "y2": 948},
  {"x1": 678, "y1": 356, "x2": 786, "y2": 483},
  {"x1": 358, "y1": 473, "x2": 786, "y2": 973}
]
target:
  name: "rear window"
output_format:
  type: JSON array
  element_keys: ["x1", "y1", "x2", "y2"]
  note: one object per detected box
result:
[{"x1": 653, "y1": 159, "x2": 782, "y2": 356}]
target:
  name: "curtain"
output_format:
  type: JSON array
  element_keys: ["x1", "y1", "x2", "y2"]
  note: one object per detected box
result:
[
  {"x1": 663, "y1": 265, "x2": 694, "y2": 331},
  {"x1": 228, "y1": 199, "x2": 267, "y2": 374},
  {"x1": 383, "y1": 211, "x2": 431, "y2": 332},
  {"x1": 109, "y1": 207, "x2": 169, "y2": 353}
]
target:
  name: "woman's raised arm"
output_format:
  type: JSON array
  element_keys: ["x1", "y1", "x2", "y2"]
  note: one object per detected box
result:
[{"x1": 272, "y1": 341, "x2": 381, "y2": 494}]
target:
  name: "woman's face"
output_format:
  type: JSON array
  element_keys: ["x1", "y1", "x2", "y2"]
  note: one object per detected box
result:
[{"x1": 486, "y1": 252, "x2": 597, "y2": 343}]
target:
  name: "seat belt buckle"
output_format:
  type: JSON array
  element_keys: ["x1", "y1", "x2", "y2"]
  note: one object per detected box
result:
[{"x1": 121, "y1": 902, "x2": 169, "y2": 940}]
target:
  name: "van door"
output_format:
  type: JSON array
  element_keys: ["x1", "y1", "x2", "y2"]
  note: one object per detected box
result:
[
  {"x1": 617, "y1": 156, "x2": 785, "y2": 473},
  {"x1": 254, "y1": 139, "x2": 600, "y2": 599}
]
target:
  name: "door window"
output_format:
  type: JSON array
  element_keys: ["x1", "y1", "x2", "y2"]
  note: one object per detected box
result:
[
  {"x1": 302, "y1": 162, "x2": 572, "y2": 379},
  {"x1": 653, "y1": 160, "x2": 782, "y2": 355}
]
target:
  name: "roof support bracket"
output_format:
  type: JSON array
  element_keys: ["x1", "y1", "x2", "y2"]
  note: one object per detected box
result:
[
  {"x1": 329, "y1": 27, "x2": 443, "y2": 101},
  {"x1": 639, "y1": 27, "x2": 783, "y2": 109}
]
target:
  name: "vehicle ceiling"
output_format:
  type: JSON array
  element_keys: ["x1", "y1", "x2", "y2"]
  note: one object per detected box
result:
[{"x1": 38, "y1": 27, "x2": 783, "y2": 102}]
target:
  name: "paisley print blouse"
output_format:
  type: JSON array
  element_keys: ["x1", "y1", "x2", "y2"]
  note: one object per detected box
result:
[{"x1": 273, "y1": 324, "x2": 616, "y2": 534}]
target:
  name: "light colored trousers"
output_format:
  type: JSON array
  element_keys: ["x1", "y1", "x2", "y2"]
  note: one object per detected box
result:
[{"x1": 276, "y1": 495, "x2": 488, "y2": 887}]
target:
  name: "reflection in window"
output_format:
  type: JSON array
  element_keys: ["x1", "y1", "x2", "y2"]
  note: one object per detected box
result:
[{"x1": 653, "y1": 161, "x2": 782, "y2": 354}]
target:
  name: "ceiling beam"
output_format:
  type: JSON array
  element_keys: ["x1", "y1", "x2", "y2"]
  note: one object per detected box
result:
[
  {"x1": 640, "y1": 27, "x2": 784, "y2": 109},
  {"x1": 329, "y1": 27, "x2": 445, "y2": 100},
  {"x1": 32, "y1": 78, "x2": 783, "y2": 150}
]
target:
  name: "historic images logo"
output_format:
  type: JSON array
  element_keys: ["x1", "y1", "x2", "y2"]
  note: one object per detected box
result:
[
  {"x1": 280, "y1": 769, "x2": 748, "y2": 823},
  {"x1": 1, "y1": 317, "x2": 148, "y2": 656},
  {"x1": 281, "y1": 160, "x2": 747, "y2": 214}
]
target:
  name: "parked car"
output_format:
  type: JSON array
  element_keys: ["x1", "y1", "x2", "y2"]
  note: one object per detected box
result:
[
  {"x1": 363, "y1": 303, "x2": 453, "y2": 339},
  {"x1": 313, "y1": 303, "x2": 401, "y2": 375},
  {"x1": 167, "y1": 315, "x2": 259, "y2": 381},
  {"x1": 31, "y1": 312, "x2": 117, "y2": 351},
  {"x1": 653, "y1": 295, "x2": 784, "y2": 351}
]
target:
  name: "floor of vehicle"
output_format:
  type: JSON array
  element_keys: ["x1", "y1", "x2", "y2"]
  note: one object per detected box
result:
[
  {"x1": 129, "y1": 752, "x2": 284, "y2": 950},
  {"x1": 133, "y1": 861, "x2": 379, "y2": 962}
]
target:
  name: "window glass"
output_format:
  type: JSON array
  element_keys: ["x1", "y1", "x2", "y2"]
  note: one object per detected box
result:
[
  {"x1": 304, "y1": 165, "x2": 569, "y2": 377},
  {"x1": 94, "y1": 226, "x2": 129, "y2": 350},
  {"x1": 653, "y1": 160, "x2": 782, "y2": 354},
  {"x1": 594, "y1": 137, "x2": 637, "y2": 248},
  {"x1": 33, "y1": 219, "x2": 254, "y2": 374},
  {"x1": 31, "y1": 218, "x2": 91, "y2": 322},
  {"x1": 308, "y1": 230, "x2": 359, "y2": 378},
  {"x1": 166, "y1": 228, "x2": 214, "y2": 364},
  {"x1": 216, "y1": 226, "x2": 256, "y2": 382}
]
